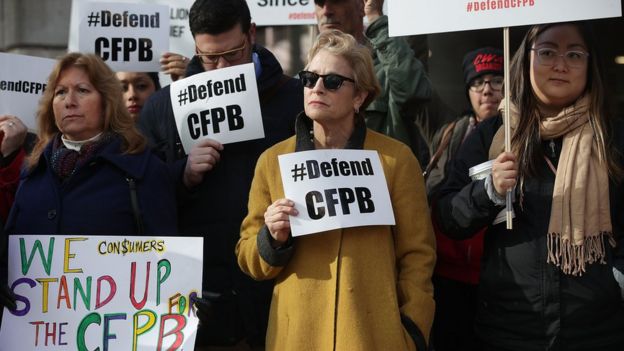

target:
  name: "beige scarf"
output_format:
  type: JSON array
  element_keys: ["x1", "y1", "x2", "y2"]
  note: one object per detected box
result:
[{"x1": 490, "y1": 96, "x2": 614, "y2": 275}]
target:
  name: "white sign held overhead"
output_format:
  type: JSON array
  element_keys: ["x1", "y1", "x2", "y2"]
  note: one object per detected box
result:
[
  {"x1": 77, "y1": 1, "x2": 170, "y2": 71},
  {"x1": 388, "y1": 0, "x2": 622, "y2": 36},
  {"x1": 246, "y1": 0, "x2": 317, "y2": 26},
  {"x1": 0, "y1": 53, "x2": 57, "y2": 130},
  {"x1": 278, "y1": 149, "x2": 395, "y2": 237},
  {"x1": 170, "y1": 63, "x2": 264, "y2": 153}
]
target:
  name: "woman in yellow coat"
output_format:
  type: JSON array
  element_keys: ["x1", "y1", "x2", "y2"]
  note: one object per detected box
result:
[{"x1": 236, "y1": 30, "x2": 436, "y2": 351}]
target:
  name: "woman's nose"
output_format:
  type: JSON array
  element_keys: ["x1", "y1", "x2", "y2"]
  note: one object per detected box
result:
[{"x1": 64, "y1": 90, "x2": 78, "y2": 107}]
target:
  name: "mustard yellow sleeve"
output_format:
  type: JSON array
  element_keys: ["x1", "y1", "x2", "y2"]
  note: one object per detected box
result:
[{"x1": 236, "y1": 149, "x2": 291, "y2": 280}]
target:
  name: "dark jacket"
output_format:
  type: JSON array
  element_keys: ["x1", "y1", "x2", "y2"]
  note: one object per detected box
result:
[
  {"x1": 427, "y1": 113, "x2": 484, "y2": 285},
  {"x1": 435, "y1": 115, "x2": 624, "y2": 351},
  {"x1": 364, "y1": 15, "x2": 431, "y2": 166},
  {"x1": 5, "y1": 136, "x2": 176, "y2": 236},
  {"x1": 138, "y1": 45, "x2": 303, "y2": 345}
]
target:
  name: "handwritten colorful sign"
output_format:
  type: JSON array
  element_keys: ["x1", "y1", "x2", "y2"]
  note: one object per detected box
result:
[{"x1": 0, "y1": 235, "x2": 203, "y2": 351}]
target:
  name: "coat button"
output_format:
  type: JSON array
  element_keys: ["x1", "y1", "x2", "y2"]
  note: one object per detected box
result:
[{"x1": 47, "y1": 209, "x2": 57, "y2": 220}]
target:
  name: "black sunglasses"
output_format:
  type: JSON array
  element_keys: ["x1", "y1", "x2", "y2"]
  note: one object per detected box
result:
[{"x1": 299, "y1": 71, "x2": 355, "y2": 91}]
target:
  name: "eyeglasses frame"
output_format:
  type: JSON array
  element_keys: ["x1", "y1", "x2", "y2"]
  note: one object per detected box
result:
[
  {"x1": 299, "y1": 70, "x2": 355, "y2": 91},
  {"x1": 195, "y1": 40, "x2": 248, "y2": 65},
  {"x1": 468, "y1": 76, "x2": 504, "y2": 93},
  {"x1": 530, "y1": 47, "x2": 590, "y2": 68}
]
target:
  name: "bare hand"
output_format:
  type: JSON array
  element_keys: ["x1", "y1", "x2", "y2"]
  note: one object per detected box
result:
[
  {"x1": 363, "y1": 0, "x2": 383, "y2": 20},
  {"x1": 492, "y1": 151, "x2": 518, "y2": 196},
  {"x1": 0, "y1": 115, "x2": 27, "y2": 157},
  {"x1": 183, "y1": 139, "x2": 223, "y2": 188},
  {"x1": 264, "y1": 199, "x2": 298, "y2": 245},
  {"x1": 160, "y1": 52, "x2": 189, "y2": 82}
]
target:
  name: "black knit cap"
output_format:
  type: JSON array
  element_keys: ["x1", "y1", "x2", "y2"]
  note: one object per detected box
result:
[{"x1": 462, "y1": 47, "x2": 503, "y2": 86}]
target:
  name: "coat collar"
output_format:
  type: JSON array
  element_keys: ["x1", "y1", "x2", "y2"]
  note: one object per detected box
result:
[
  {"x1": 34, "y1": 134, "x2": 150, "y2": 180},
  {"x1": 294, "y1": 112, "x2": 367, "y2": 152}
]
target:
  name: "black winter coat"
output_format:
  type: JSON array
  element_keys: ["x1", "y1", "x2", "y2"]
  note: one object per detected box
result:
[{"x1": 435, "y1": 115, "x2": 624, "y2": 351}]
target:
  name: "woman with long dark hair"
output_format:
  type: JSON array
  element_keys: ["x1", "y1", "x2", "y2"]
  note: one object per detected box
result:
[{"x1": 435, "y1": 22, "x2": 624, "y2": 351}]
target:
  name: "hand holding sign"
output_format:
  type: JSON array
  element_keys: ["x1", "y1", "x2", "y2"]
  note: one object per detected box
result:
[
  {"x1": 492, "y1": 151, "x2": 518, "y2": 196},
  {"x1": 160, "y1": 52, "x2": 189, "y2": 82},
  {"x1": 183, "y1": 138, "x2": 224, "y2": 188},
  {"x1": 0, "y1": 115, "x2": 28, "y2": 157},
  {"x1": 264, "y1": 199, "x2": 299, "y2": 246}
]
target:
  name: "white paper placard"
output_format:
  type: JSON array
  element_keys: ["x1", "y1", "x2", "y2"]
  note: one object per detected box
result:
[
  {"x1": 70, "y1": 0, "x2": 195, "y2": 86},
  {"x1": 278, "y1": 149, "x2": 395, "y2": 237},
  {"x1": 0, "y1": 235, "x2": 203, "y2": 351},
  {"x1": 170, "y1": 63, "x2": 264, "y2": 153},
  {"x1": 246, "y1": 0, "x2": 317, "y2": 26},
  {"x1": 0, "y1": 53, "x2": 57, "y2": 130},
  {"x1": 76, "y1": 1, "x2": 170, "y2": 71},
  {"x1": 388, "y1": 0, "x2": 622, "y2": 36}
]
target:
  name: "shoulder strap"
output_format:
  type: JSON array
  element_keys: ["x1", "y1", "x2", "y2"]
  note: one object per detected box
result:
[
  {"x1": 126, "y1": 176, "x2": 145, "y2": 235},
  {"x1": 423, "y1": 121, "x2": 457, "y2": 179}
]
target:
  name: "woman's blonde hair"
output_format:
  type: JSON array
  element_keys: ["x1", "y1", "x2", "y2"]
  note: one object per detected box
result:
[
  {"x1": 29, "y1": 52, "x2": 145, "y2": 169},
  {"x1": 306, "y1": 30, "x2": 381, "y2": 113}
]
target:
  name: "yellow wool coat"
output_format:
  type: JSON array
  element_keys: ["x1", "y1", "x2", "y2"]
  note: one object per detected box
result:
[{"x1": 236, "y1": 122, "x2": 436, "y2": 351}]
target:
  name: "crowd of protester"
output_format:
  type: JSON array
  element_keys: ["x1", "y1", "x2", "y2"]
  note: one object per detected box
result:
[{"x1": 0, "y1": 0, "x2": 623, "y2": 350}]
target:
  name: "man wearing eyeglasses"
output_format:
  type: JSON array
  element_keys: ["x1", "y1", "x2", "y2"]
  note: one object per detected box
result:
[
  {"x1": 423, "y1": 47, "x2": 503, "y2": 351},
  {"x1": 138, "y1": 0, "x2": 303, "y2": 350},
  {"x1": 314, "y1": 0, "x2": 432, "y2": 166}
]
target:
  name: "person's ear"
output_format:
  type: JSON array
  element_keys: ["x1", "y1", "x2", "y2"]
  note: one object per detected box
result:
[
  {"x1": 353, "y1": 90, "x2": 368, "y2": 112},
  {"x1": 248, "y1": 23, "x2": 257, "y2": 46}
]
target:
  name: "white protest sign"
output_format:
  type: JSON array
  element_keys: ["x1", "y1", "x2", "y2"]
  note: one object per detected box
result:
[
  {"x1": 77, "y1": 1, "x2": 170, "y2": 71},
  {"x1": 278, "y1": 149, "x2": 395, "y2": 237},
  {"x1": 0, "y1": 235, "x2": 203, "y2": 351},
  {"x1": 388, "y1": 0, "x2": 622, "y2": 36},
  {"x1": 70, "y1": 0, "x2": 195, "y2": 86},
  {"x1": 247, "y1": 0, "x2": 316, "y2": 26},
  {"x1": 170, "y1": 63, "x2": 264, "y2": 153},
  {"x1": 0, "y1": 53, "x2": 57, "y2": 130}
]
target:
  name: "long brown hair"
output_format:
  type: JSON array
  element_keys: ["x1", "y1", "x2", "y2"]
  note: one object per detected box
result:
[
  {"x1": 30, "y1": 53, "x2": 145, "y2": 169},
  {"x1": 509, "y1": 22, "x2": 622, "y2": 179}
]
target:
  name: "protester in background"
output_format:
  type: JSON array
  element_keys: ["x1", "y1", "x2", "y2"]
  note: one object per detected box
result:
[
  {"x1": 138, "y1": 0, "x2": 303, "y2": 349},
  {"x1": 424, "y1": 47, "x2": 503, "y2": 351},
  {"x1": 0, "y1": 115, "x2": 34, "y2": 222},
  {"x1": 236, "y1": 30, "x2": 435, "y2": 351},
  {"x1": 426, "y1": 47, "x2": 504, "y2": 196},
  {"x1": 5, "y1": 52, "x2": 176, "y2": 236},
  {"x1": 116, "y1": 71, "x2": 160, "y2": 120},
  {"x1": 435, "y1": 22, "x2": 624, "y2": 351},
  {"x1": 314, "y1": 0, "x2": 431, "y2": 167},
  {"x1": 0, "y1": 115, "x2": 32, "y2": 328}
]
